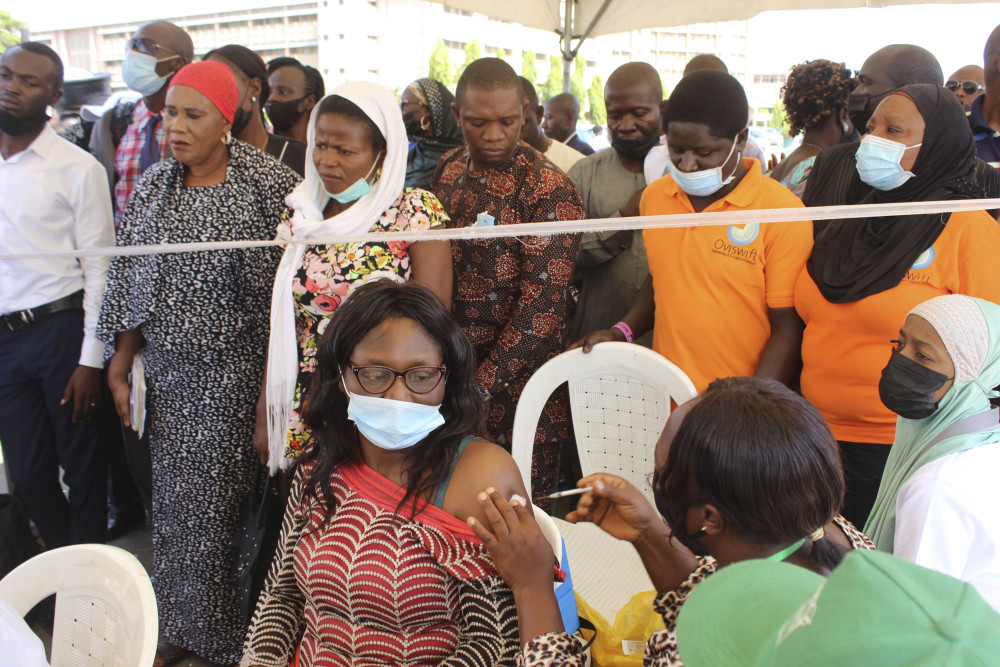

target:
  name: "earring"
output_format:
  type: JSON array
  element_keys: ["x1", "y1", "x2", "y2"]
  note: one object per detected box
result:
[
  {"x1": 420, "y1": 115, "x2": 431, "y2": 131},
  {"x1": 375, "y1": 166, "x2": 383, "y2": 180},
  {"x1": 221, "y1": 130, "x2": 232, "y2": 145},
  {"x1": 843, "y1": 122, "x2": 850, "y2": 133},
  {"x1": 252, "y1": 97, "x2": 257, "y2": 104}
]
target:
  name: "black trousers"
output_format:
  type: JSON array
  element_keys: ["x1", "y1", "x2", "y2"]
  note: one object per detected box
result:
[
  {"x1": 837, "y1": 440, "x2": 892, "y2": 529},
  {"x1": 0, "y1": 310, "x2": 107, "y2": 547}
]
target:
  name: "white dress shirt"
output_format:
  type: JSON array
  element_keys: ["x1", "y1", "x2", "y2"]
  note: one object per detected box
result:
[
  {"x1": 0, "y1": 124, "x2": 113, "y2": 367},
  {"x1": 894, "y1": 441, "x2": 1000, "y2": 612}
]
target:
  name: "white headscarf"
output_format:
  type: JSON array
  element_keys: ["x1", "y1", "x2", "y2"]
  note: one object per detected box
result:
[{"x1": 265, "y1": 81, "x2": 407, "y2": 473}]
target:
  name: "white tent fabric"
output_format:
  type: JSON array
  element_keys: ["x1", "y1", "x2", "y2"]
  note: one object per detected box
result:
[{"x1": 430, "y1": 0, "x2": 994, "y2": 39}]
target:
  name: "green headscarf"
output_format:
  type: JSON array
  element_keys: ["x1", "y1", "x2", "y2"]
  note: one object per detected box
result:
[{"x1": 865, "y1": 295, "x2": 1000, "y2": 551}]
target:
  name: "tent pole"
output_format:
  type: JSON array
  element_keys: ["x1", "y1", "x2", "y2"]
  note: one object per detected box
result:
[{"x1": 562, "y1": 0, "x2": 573, "y2": 93}]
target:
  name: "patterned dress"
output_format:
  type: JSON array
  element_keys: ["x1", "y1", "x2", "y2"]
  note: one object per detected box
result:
[
  {"x1": 430, "y1": 143, "x2": 585, "y2": 498},
  {"x1": 97, "y1": 140, "x2": 300, "y2": 664},
  {"x1": 514, "y1": 515, "x2": 876, "y2": 666},
  {"x1": 283, "y1": 188, "x2": 449, "y2": 459},
  {"x1": 241, "y1": 459, "x2": 519, "y2": 666}
]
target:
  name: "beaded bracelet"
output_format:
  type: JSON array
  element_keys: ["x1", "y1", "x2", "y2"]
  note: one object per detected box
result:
[{"x1": 611, "y1": 321, "x2": 634, "y2": 343}]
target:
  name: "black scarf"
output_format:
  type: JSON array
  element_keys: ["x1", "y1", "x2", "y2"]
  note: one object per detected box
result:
[
  {"x1": 807, "y1": 84, "x2": 983, "y2": 303},
  {"x1": 414, "y1": 77, "x2": 463, "y2": 147}
]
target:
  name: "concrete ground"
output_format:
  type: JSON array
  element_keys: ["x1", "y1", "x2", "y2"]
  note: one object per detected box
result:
[{"x1": 1, "y1": 451, "x2": 220, "y2": 667}]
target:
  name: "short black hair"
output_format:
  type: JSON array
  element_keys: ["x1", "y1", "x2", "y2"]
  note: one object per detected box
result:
[
  {"x1": 684, "y1": 54, "x2": 728, "y2": 76},
  {"x1": 605, "y1": 62, "x2": 662, "y2": 102},
  {"x1": 519, "y1": 76, "x2": 539, "y2": 107},
  {"x1": 205, "y1": 44, "x2": 270, "y2": 105},
  {"x1": 317, "y1": 94, "x2": 386, "y2": 154},
  {"x1": 663, "y1": 69, "x2": 748, "y2": 139},
  {"x1": 16, "y1": 42, "x2": 64, "y2": 91},
  {"x1": 267, "y1": 56, "x2": 325, "y2": 100},
  {"x1": 455, "y1": 57, "x2": 523, "y2": 107}
]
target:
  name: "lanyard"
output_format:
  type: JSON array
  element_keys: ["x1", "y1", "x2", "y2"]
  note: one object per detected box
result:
[{"x1": 765, "y1": 537, "x2": 806, "y2": 562}]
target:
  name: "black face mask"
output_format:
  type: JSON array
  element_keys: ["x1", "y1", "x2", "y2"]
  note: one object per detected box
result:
[
  {"x1": 0, "y1": 108, "x2": 49, "y2": 136},
  {"x1": 402, "y1": 111, "x2": 423, "y2": 137},
  {"x1": 654, "y1": 486, "x2": 709, "y2": 557},
  {"x1": 847, "y1": 86, "x2": 903, "y2": 136},
  {"x1": 265, "y1": 97, "x2": 306, "y2": 133},
  {"x1": 878, "y1": 348, "x2": 953, "y2": 420},
  {"x1": 612, "y1": 127, "x2": 660, "y2": 162},
  {"x1": 231, "y1": 106, "x2": 252, "y2": 137}
]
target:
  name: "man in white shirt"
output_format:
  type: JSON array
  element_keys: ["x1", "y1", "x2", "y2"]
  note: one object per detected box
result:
[
  {"x1": 0, "y1": 43, "x2": 113, "y2": 547},
  {"x1": 518, "y1": 77, "x2": 583, "y2": 173}
]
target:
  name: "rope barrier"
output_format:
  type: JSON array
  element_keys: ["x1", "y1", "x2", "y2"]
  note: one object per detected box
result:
[{"x1": 2, "y1": 198, "x2": 999, "y2": 261}]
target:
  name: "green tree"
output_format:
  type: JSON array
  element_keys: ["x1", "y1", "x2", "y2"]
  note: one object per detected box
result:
[
  {"x1": 0, "y1": 11, "x2": 25, "y2": 54},
  {"x1": 570, "y1": 53, "x2": 586, "y2": 120},
  {"x1": 768, "y1": 100, "x2": 788, "y2": 138},
  {"x1": 588, "y1": 74, "x2": 606, "y2": 125},
  {"x1": 496, "y1": 47, "x2": 506, "y2": 61},
  {"x1": 540, "y1": 55, "x2": 562, "y2": 101},
  {"x1": 521, "y1": 49, "x2": 537, "y2": 84},
  {"x1": 459, "y1": 39, "x2": 481, "y2": 76},
  {"x1": 428, "y1": 39, "x2": 456, "y2": 87}
]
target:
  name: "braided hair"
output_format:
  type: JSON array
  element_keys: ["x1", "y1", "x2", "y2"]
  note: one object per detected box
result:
[{"x1": 781, "y1": 59, "x2": 853, "y2": 136}]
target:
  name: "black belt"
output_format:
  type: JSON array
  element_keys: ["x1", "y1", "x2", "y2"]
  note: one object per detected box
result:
[{"x1": 2, "y1": 290, "x2": 84, "y2": 332}]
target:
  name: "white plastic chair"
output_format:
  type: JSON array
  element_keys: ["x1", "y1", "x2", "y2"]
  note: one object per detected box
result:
[
  {"x1": 510, "y1": 343, "x2": 697, "y2": 623},
  {"x1": 512, "y1": 342, "x2": 697, "y2": 503},
  {"x1": 0, "y1": 544, "x2": 158, "y2": 667}
]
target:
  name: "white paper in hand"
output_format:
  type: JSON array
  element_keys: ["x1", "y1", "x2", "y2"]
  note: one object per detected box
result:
[{"x1": 129, "y1": 352, "x2": 146, "y2": 438}]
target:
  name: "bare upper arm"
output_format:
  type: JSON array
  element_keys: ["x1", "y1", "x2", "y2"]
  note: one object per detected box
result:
[{"x1": 441, "y1": 438, "x2": 530, "y2": 526}]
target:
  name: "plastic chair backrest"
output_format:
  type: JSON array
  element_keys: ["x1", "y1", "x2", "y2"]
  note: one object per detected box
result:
[
  {"x1": 512, "y1": 343, "x2": 697, "y2": 501},
  {"x1": 0, "y1": 544, "x2": 158, "y2": 667}
]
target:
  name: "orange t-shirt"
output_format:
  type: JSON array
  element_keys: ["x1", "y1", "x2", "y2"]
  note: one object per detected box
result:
[
  {"x1": 640, "y1": 159, "x2": 813, "y2": 392},
  {"x1": 796, "y1": 209, "x2": 1000, "y2": 445}
]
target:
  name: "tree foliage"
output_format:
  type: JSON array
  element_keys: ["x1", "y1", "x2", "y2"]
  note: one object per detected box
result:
[
  {"x1": 521, "y1": 49, "x2": 537, "y2": 84},
  {"x1": 571, "y1": 53, "x2": 586, "y2": 120},
  {"x1": 496, "y1": 47, "x2": 506, "y2": 61},
  {"x1": 588, "y1": 74, "x2": 606, "y2": 125},
  {"x1": 0, "y1": 11, "x2": 24, "y2": 54},
  {"x1": 460, "y1": 39, "x2": 482, "y2": 76},
  {"x1": 768, "y1": 100, "x2": 788, "y2": 138},
  {"x1": 428, "y1": 39, "x2": 456, "y2": 87},
  {"x1": 540, "y1": 55, "x2": 562, "y2": 101}
]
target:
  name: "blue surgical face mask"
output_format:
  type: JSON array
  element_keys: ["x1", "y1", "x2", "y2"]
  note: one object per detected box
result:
[
  {"x1": 346, "y1": 390, "x2": 445, "y2": 451},
  {"x1": 855, "y1": 134, "x2": 922, "y2": 191},
  {"x1": 326, "y1": 152, "x2": 383, "y2": 204},
  {"x1": 666, "y1": 136, "x2": 741, "y2": 197},
  {"x1": 121, "y1": 51, "x2": 178, "y2": 97}
]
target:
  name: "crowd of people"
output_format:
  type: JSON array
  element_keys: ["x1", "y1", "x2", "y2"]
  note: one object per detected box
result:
[{"x1": 2, "y1": 15, "x2": 1000, "y2": 667}]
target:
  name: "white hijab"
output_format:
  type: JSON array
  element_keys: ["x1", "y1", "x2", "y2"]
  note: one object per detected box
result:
[{"x1": 265, "y1": 81, "x2": 407, "y2": 473}]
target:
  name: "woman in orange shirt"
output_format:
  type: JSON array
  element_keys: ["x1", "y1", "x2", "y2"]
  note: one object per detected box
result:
[{"x1": 795, "y1": 83, "x2": 1000, "y2": 528}]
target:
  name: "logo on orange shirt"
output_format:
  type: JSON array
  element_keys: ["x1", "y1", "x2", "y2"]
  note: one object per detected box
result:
[{"x1": 712, "y1": 223, "x2": 761, "y2": 265}]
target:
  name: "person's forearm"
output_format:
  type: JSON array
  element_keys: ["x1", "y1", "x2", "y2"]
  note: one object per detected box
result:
[
  {"x1": 753, "y1": 308, "x2": 803, "y2": 386},
  {"x1": 615, "y1": 273, "x2": 655, "y2": 339},
  {"x1": 632, "y1": 520, "x2": 699, "y2": 594},
  {"x1": 511, "y1": 587, "x2": 565, "y2": 648},
  {"x1": 114, "y1": 328, "x2": 144, "y2": 358}
]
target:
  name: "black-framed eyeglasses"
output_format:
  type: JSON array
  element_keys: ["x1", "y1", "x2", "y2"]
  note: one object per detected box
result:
[
  {"x1": 127, "y1": 37, "x2": 180, "y2": 58},
  {"x1": 347, "y1": 364, "x2": 447, "y2": 394},
  {"x1": 946, "y1": 80, "x2": 982, "y2": 95}
]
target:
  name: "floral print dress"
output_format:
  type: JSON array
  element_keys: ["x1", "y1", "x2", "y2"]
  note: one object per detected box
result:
[{"x1": 284, "y1": 187, "x2": 449, "y2": 458}]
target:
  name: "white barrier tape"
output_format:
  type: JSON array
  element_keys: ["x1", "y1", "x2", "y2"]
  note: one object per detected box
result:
[{"x1": 2, "y1": 198, "x2": 999, "y2": 261}]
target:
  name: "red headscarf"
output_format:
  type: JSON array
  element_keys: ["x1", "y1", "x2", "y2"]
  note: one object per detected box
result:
[{"x1": 168, "y1": 61, "x2": 238, "y2": 123}]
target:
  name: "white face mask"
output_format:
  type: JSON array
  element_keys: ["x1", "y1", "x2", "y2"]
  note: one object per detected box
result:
[
  {"x1": 855, "y1": 134, "x2": 922, "y2": 191},
  {"x1": 345, "y1": 390, "x2": 445, "y2": 451},
  {"x1": 666, "y1": 135, "x2": 741, "y2": 197}
]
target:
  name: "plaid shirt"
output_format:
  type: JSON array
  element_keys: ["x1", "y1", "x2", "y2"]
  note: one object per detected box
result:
[{"x1": 113, "y1": 99, "x2": 167, "y2": 228}]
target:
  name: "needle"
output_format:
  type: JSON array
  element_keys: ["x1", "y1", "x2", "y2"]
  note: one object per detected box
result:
[{"x1": 545, "y1": 485, "x2": 594, "y2": 499}]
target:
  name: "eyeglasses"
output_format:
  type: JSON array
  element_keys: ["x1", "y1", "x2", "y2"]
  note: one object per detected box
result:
[
  {"x1": 127, "y1": 37, "x2": 180, "y2": 58},
  {"x1": 347, "y1": 364, "x2": 447, "y2": 394},
  {"x1": 945, "y1": 80, "x2": 982, "y2": 95}
]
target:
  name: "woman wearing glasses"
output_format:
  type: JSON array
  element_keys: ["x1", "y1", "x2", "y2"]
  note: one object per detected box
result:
[
  {"x1": 243, "y1": 280, "x2": 525, "y2": 666},
  {"x1": 256, "y1": 81, "x2": 453, "y2": 472}
]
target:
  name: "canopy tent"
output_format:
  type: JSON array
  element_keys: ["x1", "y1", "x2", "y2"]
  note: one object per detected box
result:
[{"x1": 425, "y1": 0, "x2": 995, "y2": 89}]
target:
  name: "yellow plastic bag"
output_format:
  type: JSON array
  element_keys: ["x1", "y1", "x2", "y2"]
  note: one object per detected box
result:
[{"x1": 575, "y1": 590, "x2": 666, "y2": 667}]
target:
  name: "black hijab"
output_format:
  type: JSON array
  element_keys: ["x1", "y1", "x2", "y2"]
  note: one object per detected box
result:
[
  {"x1": 414, "y1": 77, "x2": 463, "y2": 146},
  {"x1": 807, "y1": 84, "x2": 983, "y2": 303}
]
